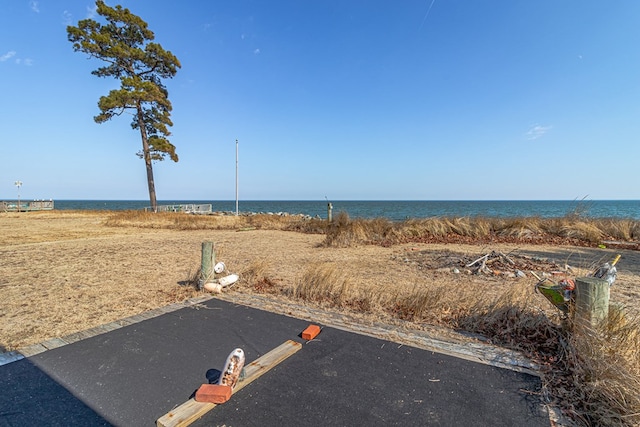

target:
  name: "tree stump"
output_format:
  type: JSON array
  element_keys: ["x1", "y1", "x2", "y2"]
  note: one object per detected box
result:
[
  {"x1": 574, "y1": 276, "x2": 609, "y2": 329},
  {"x1": 199, "y1": 242, "x2": 216, "y2": 289}
]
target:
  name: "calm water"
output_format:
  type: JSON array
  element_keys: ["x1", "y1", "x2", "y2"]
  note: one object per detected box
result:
[{"x1": 51, "y1": 200, "x2": 640, "y2": 221}]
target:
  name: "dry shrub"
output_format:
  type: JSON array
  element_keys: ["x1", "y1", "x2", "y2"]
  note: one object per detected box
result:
[
  {"x1": 605, "y1": 304, "x2": 640, "y2": 364},
  {"x1": 456, "y1": 281, "x2": 562, "y2": 356},
  {"x1": 390, "y1": 280, "x2": 490, "y2": 324},
  {"x1": 156, "y1": 284, "x2": 201, "y2": 303},
  {"x1": 104, "y1": 210, "x2": 166, "y2": 228},
  {"x1": 394, "y1": 217, "x2": 493, "y2": 240},
  {"x1": 290, "y1": 262, "x2": 353, "y2": 305},
  {"x1": 453, "y1": 282, "x2": 640, "y2": 426},
  {"x1": 539, "y1": 217, "x2": 566, "y2": 236},
  {"x1": 561, "y1": 221, "x2": 604, "y2": 243},
  {"x1": 365, "y1": 217, "x2": 395, "y2": 243},
  {"x1": 322, "y1": 212, "x2": 370, "y2": 247},
  {"x1": 596, "y1": 218, "x2": 640, "y2": 241},
  {"x1": 285, "y1": 217, "x2": 328, "y2": 234},
  {"x1": 443, "y1": 217, "x2": 479, "y2": 238},
  {"x1": 559, "y1": 311, "x2": 640, "y2": 427},
  {"x1": 245, "y1": 213, "x2": 302, "y2": 230},
  {"x1": 404, "y1": 217, "x2": 450, "y2": 237},
  {"x1": 497, "y1": 217, "x2": 545, "y2": 239},
  {"x1": 179, "y1": 266, "x2": 202, "y2": 289},
  {"x1": 465, "y1": 216, "x2": 493, "y2": 238},
  {"x1": 239, "y1": 258, "x2": 278, "y2": 293},
  {"x1": 391, "y1": 285, "x2": 450, "y2": 322},
  {"x1": 288, "y1": 262, "x2": 384, "y2": 311}
]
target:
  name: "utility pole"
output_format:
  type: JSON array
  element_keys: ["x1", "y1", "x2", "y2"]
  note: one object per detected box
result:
[
  {"x1": 14, "y1": 180, "x2": 22, "y2": 212},
  {"x1": 235, "y1": 139, "x2": 239, "y2": 216}
]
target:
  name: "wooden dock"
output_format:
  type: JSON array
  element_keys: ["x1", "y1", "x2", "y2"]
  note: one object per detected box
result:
[
  {"x1": 145, "y1": 204, "x2": 212, "y2": 213},
  {"x1": 1, "y1": 200, "x2": 54, "y2": 212}
]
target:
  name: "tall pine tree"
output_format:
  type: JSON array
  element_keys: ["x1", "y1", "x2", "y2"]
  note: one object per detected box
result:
[{"x1": 67, "y1": 0, "x2": 181, "y2": 211}]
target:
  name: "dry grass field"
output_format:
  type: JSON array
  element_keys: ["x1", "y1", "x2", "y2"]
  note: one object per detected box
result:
[{"x1": 1, "y1": 210, "x2": 639, "y2": 426}]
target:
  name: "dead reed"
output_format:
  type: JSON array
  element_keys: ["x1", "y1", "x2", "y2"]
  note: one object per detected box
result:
[
  {"x1": 103, "y1": 209, "x2": 639, "y2": 250},
  {"x1": 319, "y1": 213, "x2": 640, "y2": 248}
]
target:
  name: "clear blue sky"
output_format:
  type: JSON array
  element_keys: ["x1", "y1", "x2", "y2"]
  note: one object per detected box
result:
[{"x1": 1, "y1": 1, "x2": 639, "y2": 201}]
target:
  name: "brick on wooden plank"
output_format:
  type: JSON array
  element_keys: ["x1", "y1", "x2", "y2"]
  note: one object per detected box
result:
[
  {"x1": 195, "y1": 384, "x2": 232, "y2": 404},
  {"x1": 156, "y1": 340, "x2": 302, "y2": 427}
]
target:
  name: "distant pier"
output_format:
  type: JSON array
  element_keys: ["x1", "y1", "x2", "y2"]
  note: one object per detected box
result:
[
  {"x1": 1, "y1": 200, "x2": 54, "y2": 212},
  {"x1": 145, "y1": 203, "x2": 212, "y2": 213}
]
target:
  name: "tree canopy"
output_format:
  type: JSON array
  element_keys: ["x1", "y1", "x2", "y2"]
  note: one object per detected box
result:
[{"x1": 67, "y1": 0, "x2": 181, "y2": 210}]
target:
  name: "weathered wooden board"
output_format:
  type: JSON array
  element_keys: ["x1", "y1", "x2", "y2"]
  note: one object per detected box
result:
[{"x1": 156, "y1": 339, "x2": 302, "y2": 427}]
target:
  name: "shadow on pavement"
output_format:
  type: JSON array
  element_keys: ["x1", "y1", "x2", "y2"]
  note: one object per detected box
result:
[{"x1": 0, "y1": 357, "x2": 111, "y2": 426}]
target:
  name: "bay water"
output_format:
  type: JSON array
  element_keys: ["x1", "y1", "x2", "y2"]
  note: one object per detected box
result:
[{"x1": 52, "y1": 200, "x2": 640, "y2": 221}]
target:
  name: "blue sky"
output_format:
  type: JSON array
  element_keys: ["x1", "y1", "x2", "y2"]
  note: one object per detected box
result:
[{"x1": 1, "y1": 1, "x2": 639, "y2": 201}]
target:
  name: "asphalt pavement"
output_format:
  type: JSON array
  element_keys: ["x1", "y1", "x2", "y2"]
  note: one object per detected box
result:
[{"x1": 0, "y1": 298, "x2": 550, "y2": 426}]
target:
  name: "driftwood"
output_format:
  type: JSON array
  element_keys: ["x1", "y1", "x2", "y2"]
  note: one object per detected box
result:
[
  {"x1": 466, "y1": 251, "x2": 526, "y2": 276},
  {"x1": 466, "y1": 254, "x2": 489, "y2": 268}
]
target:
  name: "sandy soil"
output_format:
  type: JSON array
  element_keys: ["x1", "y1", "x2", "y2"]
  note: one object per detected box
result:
[{"x1": 1, "y1": 211, "x2": 639, "y2": 352}]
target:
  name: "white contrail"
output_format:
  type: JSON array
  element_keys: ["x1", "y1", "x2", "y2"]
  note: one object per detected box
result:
[{"x1": 419, "y1": 0, "x2": 437, "y2": 31}]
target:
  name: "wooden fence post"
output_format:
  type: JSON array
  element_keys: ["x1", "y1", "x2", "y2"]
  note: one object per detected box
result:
[
  {"x1": 199, "y1": 242, "x2": 216, "y2": 289},
  {"x1": 327, "y1": 202, "x2": 333, "y2": 222},
  {"x1": 574, "y1": 276, "x2": 609, "y2": 329}
]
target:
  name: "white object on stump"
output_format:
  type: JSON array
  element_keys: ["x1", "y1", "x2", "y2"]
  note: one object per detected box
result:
[{"x1": 214, "y1": 262, "x2": 225, "y2": 274}]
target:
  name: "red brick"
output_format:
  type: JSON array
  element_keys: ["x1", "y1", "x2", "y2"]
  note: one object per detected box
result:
[
  {"x1": 301, "y1": 324, "x2": 321, "y2": 340},
  {"x1": 195, "y1": 384, "x2": 232, "y2": 404}
]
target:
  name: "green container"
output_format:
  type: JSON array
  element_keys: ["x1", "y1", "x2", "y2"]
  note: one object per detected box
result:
[{"x1": 536, "y1": 282, "x2": 570, "y2": 313}]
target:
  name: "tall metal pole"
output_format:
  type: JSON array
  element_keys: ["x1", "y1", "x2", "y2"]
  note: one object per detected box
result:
[
  {"x1": 15, "y1": 180, "x2": 22, "y2": 212},
  {"x1": 235, "y1": 139, "x2": 239, "y2": 216}
]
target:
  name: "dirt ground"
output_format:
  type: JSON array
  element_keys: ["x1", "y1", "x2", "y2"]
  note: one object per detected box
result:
[{"x1": 1, "y1": 211, "x2": 639, "y2": 352}]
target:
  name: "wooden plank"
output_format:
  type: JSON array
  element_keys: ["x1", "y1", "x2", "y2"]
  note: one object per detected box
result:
[
  {"x1": 98, "y1": 322, "x2": 122, "y2": 332},
  {"x1": 18, "y1": 343, "x2": 48, "y2": 357},
  {"x1": 62, "y1": 329, "x2": 98, "y2": 343},
  {"x1": 156, "y1": 339, "x2": 302, "y2": 427},
  {"x1": 40, "y1": 337, "x2": 69, "y2": 350}
]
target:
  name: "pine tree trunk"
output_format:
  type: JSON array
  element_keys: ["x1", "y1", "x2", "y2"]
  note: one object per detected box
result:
[{"x1": 136, "y1": 105, "x2": 157, "y2": 212}]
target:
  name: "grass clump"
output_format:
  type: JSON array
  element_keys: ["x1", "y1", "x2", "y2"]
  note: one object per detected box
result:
[
  {"x1": 289, "y1": 262, "x2": 354, "y2": 306},
  {"x1": 287, "y1": 262, "x2": 385, "y2": 312},
  {"x1": 321, "y1": 215, "x2": 640, "y2": 248}
]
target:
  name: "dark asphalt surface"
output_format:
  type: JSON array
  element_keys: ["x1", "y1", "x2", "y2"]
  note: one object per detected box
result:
[{"x1": 0, "y1": 298, "x2": 550, "y2": 426}]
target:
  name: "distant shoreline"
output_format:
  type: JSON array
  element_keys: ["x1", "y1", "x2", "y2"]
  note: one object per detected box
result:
[{"x1": 5, "y1": 199, "x2": 635, "y2": 221}]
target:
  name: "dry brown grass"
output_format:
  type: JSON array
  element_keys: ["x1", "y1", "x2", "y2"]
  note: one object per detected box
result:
[
  {"x1": 99, "y1": 209, "x2": 640, "y2": 251},
  {"x1": 314, "y1": 212, "x2": 640, "y2": 249},
  {"x1": 103, "y1": 210, "x2": 316, "y2": 231},
  {"x1": 2, "y1": 210, "x2": 640, "y2": 426}
]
